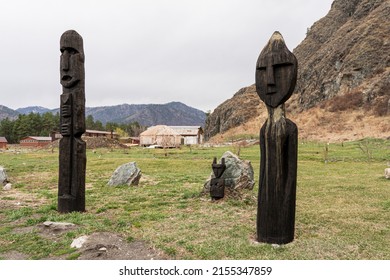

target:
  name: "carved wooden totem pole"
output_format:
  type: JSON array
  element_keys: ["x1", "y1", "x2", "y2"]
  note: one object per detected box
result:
[
  {"x1": 210, "y1": 157, "x2": 226, "y2": 200},
  {"x1": 256, "y1": 31, "x2": 298, "y2": 244},
  {"x1": 58, "y1": 30, "x2": 86, "y2": 213}
]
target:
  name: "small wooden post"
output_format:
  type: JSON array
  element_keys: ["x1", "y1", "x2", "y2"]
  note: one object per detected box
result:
[{"x1": 210, "y1": 157, "x2": 226, "y2": 200}]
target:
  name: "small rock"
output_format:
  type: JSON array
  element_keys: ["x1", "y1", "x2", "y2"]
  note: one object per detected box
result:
[
  {"x1": 99, "y1": 247, "x2": 107, "y2": 251},
  {"x1": 0, "y1": 166, "x2": 8, "y2": 186},
  {"x1": 43, "y1": 221, "x2": 76, "y2": 230},
  {"x1": 108, "y1": 162, "x2": 142, "y2": 187},
  {"x1": 385, "y1": 168, "x2": 390, "y2": 179},
  {"x1": 71, "y1": 235, "x2": 89, "y2": 249},
  {"x1": 3, "y1": 183, "x2": 12, "y2": 191}
]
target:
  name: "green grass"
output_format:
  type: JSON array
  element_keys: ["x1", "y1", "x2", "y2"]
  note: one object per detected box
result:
[{"x1": 0, "y1": 138, "x2": 389, "y2": 259}]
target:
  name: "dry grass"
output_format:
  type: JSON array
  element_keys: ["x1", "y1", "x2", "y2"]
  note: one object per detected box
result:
[
  {"x1": 209, "y1": 103, "x2": 389, "y2": 143},
  {"x1": 0, "y1": 141, "x2": 389, "y2": 260}
]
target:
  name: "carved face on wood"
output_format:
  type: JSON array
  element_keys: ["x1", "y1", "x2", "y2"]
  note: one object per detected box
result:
[
  {"x1": 60, "y1": 30, "x2": 85, "y2": 89},
  {"x1": 256, "y1": 32, "x2": 297, "y2": 108}
]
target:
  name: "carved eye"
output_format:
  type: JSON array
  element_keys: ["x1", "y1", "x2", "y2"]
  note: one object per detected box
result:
[
  {"x1": 60, "y1": 47, "x2": 78, "y2": 55},
  {"x1": 67, "y1": 48, "x2": 77, "y2": 55},
  {"x1": 256, "y1": 66, "x2": 266, "y2": 71},
  {"x1": 273, "y1": 62, "x2": 293, "y2": 68}
]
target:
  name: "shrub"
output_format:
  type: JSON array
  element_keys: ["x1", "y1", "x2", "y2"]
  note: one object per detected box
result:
[
  {"x1": 328, "y1": 90, "x2": 363, "y2": 112},
  {"x1": 372, "y1": 98, "x2": 389, "y2": 116}
]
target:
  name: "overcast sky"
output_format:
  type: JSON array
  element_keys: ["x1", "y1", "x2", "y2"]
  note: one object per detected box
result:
[{"x1": 0, "y1": 0, "x2": 334, "y2": 112}]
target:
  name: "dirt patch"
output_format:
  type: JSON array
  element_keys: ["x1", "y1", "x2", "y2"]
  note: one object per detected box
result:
[
  {"x1": 5, "y1": 222, "x2": 167, "y2": 260},
  {"x1": 1, "y1": 186, "x2": 166, "y2": 260},
  {"x1": 40, "y1": 222, "x2": 78, "y2": 239},
  {"x1": 0, "y1": 188, "x2": 48, "y2": 210},
  {"x1": 74, "y1": 232, "x2": 167, "y2": 260},
  {"x1": 140, "y1": 174, "x2": 160, "y2": 186},
  {"x1": 0, "y1": 251, "x2": 29, "y2": 260}
]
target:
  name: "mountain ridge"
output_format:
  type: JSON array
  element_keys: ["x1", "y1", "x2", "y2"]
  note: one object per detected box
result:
[
  {"x1": 0, "y1": 105, "x2": 19, "y2": 121},
  {"x1": 0, "y1": 101, "x2": 206, "y2": 127}
]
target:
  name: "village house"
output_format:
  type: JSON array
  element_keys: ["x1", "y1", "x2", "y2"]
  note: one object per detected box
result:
[
  {"x1": 20, "y1": 136, "x2": 52, "y2": 147},
  {"x1": 119, "y1": 137, "x2": 140, "y2": 146},
  {"x1": 0, "y1": 137, "x2": 8, "y2": 149},
  {"x1": 139, "y1": 125, "x2": 204, "y2": 147},
  {"x1": 170, "y1": 126, "x2": 204, "y2": 145},
  {"x1": 84, "y1": 129, "x2": 119, "y2": 139},
  {"x1": 139, "y1": 125, "x2": 181, "y2": 148},
  {"x1": 51, "y1": 130, "x2": 119, "y2": 141}
]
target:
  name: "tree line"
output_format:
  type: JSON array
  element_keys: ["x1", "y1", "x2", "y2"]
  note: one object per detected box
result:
[{"x1": 0, "y1": 112, "x2": 146, "y2": 144}]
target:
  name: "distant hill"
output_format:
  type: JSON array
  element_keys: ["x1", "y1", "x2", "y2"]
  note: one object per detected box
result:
[
  {"x1": 0, "y1": 105, "x2": 19, "y2": 120},
  {"x1": 1, "y1": 102, "x2": 206, "y2": 127},
  {"x1": 85, "y1": 102, "x2": 206, "y2": 127},
  {"x1": 16, "y1": 106, "x2": 51, "y2": 115}
]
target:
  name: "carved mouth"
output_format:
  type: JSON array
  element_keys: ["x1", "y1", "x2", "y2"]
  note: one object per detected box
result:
[
  {"x1": 62, "y1": 75, "x2": 72, "y2": 82},
  {"x1": 266, "y1": 85, "x2": 277, "y2": 94}
]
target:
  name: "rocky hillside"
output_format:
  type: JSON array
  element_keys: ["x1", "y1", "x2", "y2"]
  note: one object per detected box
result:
[
  {"x1": 295, "y1": 0, "x2": 389, "y2": 112},
  {"x1": 205, "y1": 0, "x2": 390, "y2": 141},
  {"x1": 204, "y1": 86, "x2": 261, "y2": 140}
]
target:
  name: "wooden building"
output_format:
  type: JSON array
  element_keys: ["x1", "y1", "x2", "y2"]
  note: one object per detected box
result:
[
  {"x1": 51, "y1": 130, "x2": 119, "y2": 141},
  {"x1": 139, "y1": 125, "x2": 204, "y2": 147},
  {"x1": 139, "y1": 125, "x2": 181, "y2": 148},
  {"x1": 20, "y1": 136, "x2": 52, "y2": 147},
  {"x1": 119, "y1": 137, "x2": 140, "y2": 146},
  {"x1": 170, "y1": 126, "x2": 204, "y2": 145},
  {"x1": 84, "y1": 130, "x2": 118, "y2": 139},
  {"x1": 0, "y1": 137, "x2": 8, "y2": 149}
]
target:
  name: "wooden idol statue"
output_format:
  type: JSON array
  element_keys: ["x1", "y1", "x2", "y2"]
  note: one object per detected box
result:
[
  {"x1": 58, "y1": 30, "x2": 86, "y2": 213},
  {"x1": 256, "y1": 31, "x2": 298, "y2": 244}
]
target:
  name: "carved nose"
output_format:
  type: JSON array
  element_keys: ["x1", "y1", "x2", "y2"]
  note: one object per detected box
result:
[
  {"x1": 267, "y1": 65, "x2": 275, "y2": 85},
  {"x1": 61, "y1": 52, "x2": 69, "y2": 71}
]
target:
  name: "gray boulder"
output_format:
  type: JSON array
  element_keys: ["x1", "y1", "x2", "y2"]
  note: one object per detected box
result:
[
  {"x1": 108, "y1": 162, "x2": 141, "y2": 186},
  {"x1": 0, "y1": 166, "x2": 8, "y2": 186},
  {"x1": 204, "y1": 151, "x2": 255, "y2": 198}
]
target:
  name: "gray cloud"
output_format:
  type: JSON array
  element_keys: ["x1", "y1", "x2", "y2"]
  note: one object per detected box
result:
[{"x1": 0, "y1": 0, "x2": 333, "y2": 112}]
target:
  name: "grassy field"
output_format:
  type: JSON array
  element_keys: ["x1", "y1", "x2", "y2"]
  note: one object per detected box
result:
[{"x1": 0, "y1": 138, "x2": 389, "y2": 260}]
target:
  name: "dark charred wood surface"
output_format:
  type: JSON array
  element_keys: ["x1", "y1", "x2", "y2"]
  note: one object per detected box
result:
[
  {"x1": 256, "y1": 32, "x2": 298, "y2": 244},
  {"x1": 257, "y1": 118, "x2": 297, "y2": 244},
  {"x1": 58, "y1": 30, "x2": 86, "y2": 213}
]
